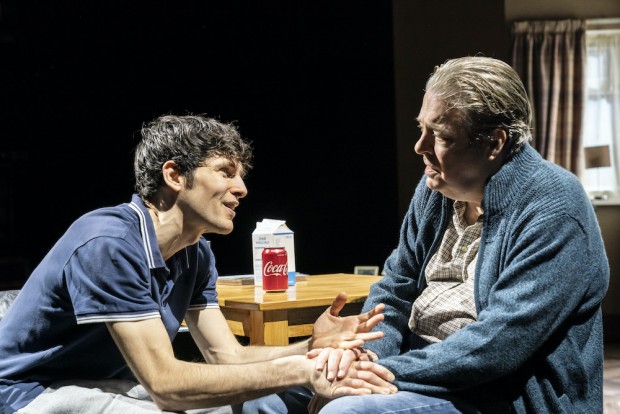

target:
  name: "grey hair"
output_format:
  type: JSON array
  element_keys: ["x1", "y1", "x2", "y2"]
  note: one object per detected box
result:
[
  {"x1": 425, "y1": 56, "x2": 532, "y2": 156},
  {"x1": 134, "y1": 114, "x2": 253, "y2": 200}
]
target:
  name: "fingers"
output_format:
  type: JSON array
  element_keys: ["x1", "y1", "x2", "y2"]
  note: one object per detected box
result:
[
  {"x1": 311, "y1": 348, "x2": 358, "y2": 380},
  {"x1": 358, "y1": 313, "x2": 385, "y2": 332},
  {"x1": 358, "y1": 303, "x2": 385, "y2": 322},
  {"x1": 330, "y1": 364, "x2": 397, "y2": 397},
  {"x1": 312, "y1": 348, "x2": 334, "y2": 372},
  {"x1": 329, "y1": 292, "x2": 347, "y2": 316},
  {"x1": 335, "y1": 349, "x2": 358, "y2": 379},
  {"x1": 310, "y1": 359, "x2": 397, "y2": 398},
  {"x1": 354, "y1": 360, "x2": 396, "y2": 383},
  {"x1": 332, "y1": 379, "x2": 394, "y2": 397},
  {"x1": 355, "y1": 305, "x2": 385, "y2": 333},
  {"x1": 337, "y1": 331, "x2": 384, "y2": 350},
  {"x1": 363, "y1": 349, "x2": 379, "y2": 362},
  {"x1": 312, "y1": 299, "x2": 386, "y2": 352},
  {"x1": 326, "y1": 348, "x2": 343, "y2": 380},
  {"x1": 353, "y1": 331, "x2": 385, "y2": 343},
  {"x1": 331, "y1": 386, "x2": 372, "y2": 397},
  {"x1": 354, "y1": 370, "x2": 394, "y2": 390},
  {"x1": 307, "y1": 348, "x2": 321, "y2": 359},
  {"x1": 336, "y1": 338, "x2": 365, "y2": 350}
]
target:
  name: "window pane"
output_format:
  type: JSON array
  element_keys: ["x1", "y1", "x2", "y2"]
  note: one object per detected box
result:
[{"x1": 582, "y1": 31, "x2": 620, "y2": 196}]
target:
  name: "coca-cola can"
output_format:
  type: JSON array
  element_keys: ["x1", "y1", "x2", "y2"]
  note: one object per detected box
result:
[{"x1": 262, "y1": 247, "x2": 288, "y2": 292}]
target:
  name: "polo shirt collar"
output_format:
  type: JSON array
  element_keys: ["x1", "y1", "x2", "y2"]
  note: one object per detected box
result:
[{"x1": 128, "y1": 194, "x2": 167, "y2": 270}]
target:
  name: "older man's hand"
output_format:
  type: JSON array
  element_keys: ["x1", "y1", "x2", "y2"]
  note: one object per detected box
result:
[{"x1": 309, "y1": 359, "x2": 396, "y2": 400}]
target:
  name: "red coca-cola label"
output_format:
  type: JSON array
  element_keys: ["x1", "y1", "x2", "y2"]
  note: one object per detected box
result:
[
  {"x1": 263, "y1": 261, "x2": 288, "y2": 276},
  {"x1": 262, "y1": 247, "x2": 288, "y2": 291}
]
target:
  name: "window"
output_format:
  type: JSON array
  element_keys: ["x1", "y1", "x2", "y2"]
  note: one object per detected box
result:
[{"x1": 581, "y1": 20, "x2": 620, "y2": 200}]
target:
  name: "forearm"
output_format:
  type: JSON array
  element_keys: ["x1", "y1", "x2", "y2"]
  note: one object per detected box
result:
[
  {"x1": 147, "y1": 352, "x2": 396, "y2": 411},
  {"x1": 149, "y1": 355, "x2": 312, "y2": 411},
  {"x1": 187, "y1": 309, "x2": 310, "y2": 364},
  {"x1": 197, "y1": 336, "x2": 310, "y2": 365},
  {"x1": 236, "y1": 338, "x2": 310, "y2": 362},
  {"x1": 109, "y1": 318, "x2": 395, "y2": 412},
  {"x1": 361, "y1": 270, "x2": 417, "y2": 359}
]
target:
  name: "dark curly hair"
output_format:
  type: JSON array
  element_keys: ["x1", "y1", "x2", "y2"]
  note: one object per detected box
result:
[{"x1": 134, "y1": 114, "x2": 253, "y2": 200}]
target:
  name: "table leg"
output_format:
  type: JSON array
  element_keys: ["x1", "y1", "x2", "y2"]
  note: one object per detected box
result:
[{"x1": 250, "y1": 309, "x2": 289, "y2": 345}]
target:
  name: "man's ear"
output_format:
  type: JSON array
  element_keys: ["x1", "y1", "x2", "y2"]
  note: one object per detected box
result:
[
  {"x1": 162, "y1": 160, "x2": 183, "y2": 193},
  {"x1": 488, "y1": 128, "x2": 507, "y2": 160}
]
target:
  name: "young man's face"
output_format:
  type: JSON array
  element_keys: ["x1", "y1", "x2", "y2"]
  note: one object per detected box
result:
[
  {"x1": 178, "y1": 156, "x2": 247, "y2": 235},
  {"x1": 414, "y1": 92, "x2": 496, "y2": 203}
]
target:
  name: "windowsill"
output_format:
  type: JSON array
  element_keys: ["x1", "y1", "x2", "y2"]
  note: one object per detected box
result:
[{"x1": 591, "y1": 197, "x2": 620, "y2": 206}]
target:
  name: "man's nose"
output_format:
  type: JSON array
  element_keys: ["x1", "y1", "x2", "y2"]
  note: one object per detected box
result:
[
  {"x1": 231, "y1": 175, "x2": 248, "y2": 199},
  {"x1": 414, "y1": 131, "x2": 433, "y2": 155}
]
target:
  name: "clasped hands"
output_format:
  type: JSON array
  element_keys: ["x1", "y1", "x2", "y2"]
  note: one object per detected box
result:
[{"x1": 306, "y1": 292, "x2": 397, "y2": 401}]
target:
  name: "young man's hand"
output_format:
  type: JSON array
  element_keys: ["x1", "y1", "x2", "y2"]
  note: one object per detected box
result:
[{"x1": 311, "y1": 292, "x2": 385, "y2": 351}]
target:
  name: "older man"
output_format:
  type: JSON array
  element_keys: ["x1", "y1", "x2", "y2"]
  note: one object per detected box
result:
[{"x1": 320, "y1": 56, "x2": 609, "y2": 413}]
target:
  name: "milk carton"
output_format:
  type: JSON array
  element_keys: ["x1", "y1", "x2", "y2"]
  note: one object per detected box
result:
[{"x1": 252, "y1": 219, "x2": 296, "y2": 286}]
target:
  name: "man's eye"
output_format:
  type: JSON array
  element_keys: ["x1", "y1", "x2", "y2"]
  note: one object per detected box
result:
[
  {"x1": 435, "y1": 135, "x2": 451, "y2": 144},
  {"x1": 418, "y1": 125, "x2": 436, "y2": 137}
]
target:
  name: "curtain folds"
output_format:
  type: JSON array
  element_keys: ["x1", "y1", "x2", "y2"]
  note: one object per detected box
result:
[{"x1": 511, "y1": 20, "x2": 586, "y2": 174}]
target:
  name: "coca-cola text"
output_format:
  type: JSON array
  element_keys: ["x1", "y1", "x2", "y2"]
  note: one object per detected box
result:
[{"x1": 263, "y1": 261, "x2": 288, "y2": 276}]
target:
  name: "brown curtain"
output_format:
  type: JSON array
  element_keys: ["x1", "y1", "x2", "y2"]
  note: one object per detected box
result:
[{"x1": 511, "y1": 20, "x2": 586, "y2": 174}]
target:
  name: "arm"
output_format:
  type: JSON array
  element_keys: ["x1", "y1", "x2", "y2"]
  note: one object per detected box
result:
[
  {"x1": 362, "y1": 181, "x2": 443, "y2": 359},
  {"x1": 185, "y1": 307, "x2": 309, "y2": 364},
  {"x1": 361, "y1": 248, "x2": 421, "y2": 357},
  {"x1": 107, "y1": 318, "x2": 395, "y2": 411},
  {"x1": 186, "y1": 293, "x2": 387, "y2": 365}
]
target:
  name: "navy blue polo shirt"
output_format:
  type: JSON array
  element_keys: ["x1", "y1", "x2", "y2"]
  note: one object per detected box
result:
[{"x1": 0, "y1": 195, "x2": 219, "y2": 414}]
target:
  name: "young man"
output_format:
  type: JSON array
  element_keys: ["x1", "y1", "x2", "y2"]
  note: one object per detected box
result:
[
  {"x1": 0, "y1": 115, "x2": 395, "y2": 414},
  {"x1": 248, "y1": 57, "x2": 609, "y2": 413}
]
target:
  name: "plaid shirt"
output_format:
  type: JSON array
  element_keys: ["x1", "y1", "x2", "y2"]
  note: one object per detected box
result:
[{"x1": 409, "y1": 201, "x2": 482, "y2": 343}]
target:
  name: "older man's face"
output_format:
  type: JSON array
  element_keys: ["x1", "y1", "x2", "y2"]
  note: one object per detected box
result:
[{"x1": 414, "y1": 92, "x2": 498, "y2": 204}]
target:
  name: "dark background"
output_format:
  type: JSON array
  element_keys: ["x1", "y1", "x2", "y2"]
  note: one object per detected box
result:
[{"x1": 0, "y1": 1, "x2": 400, "y2": 285}]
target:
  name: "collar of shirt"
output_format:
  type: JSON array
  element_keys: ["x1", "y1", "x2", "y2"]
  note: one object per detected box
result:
[
  {"x1": 128, "y1": 194, "x2": 189, "y2": 281},
  {"x1": 453, "y1": 200, "x2": 484, "y2": 233}
]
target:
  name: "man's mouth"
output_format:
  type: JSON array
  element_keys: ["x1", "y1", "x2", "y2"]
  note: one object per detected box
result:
[
  {"x1": 223, "y1": 201, "x2": 238, "y2": 218},
  {"x1": 423, "y1": 158, "x2": 438, "y2": 174}
]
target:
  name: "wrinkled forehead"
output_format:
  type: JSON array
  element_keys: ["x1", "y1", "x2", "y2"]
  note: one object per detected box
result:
[{"x1": 417, "y1": 92, "x2": 464, "y2": 128}]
